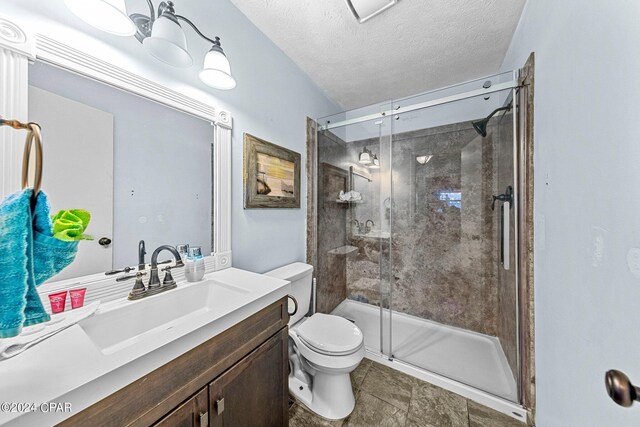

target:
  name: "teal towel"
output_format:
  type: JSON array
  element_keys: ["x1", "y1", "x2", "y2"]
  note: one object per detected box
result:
[
  {"x1": 0, "y1": 190, "x2": 79, "y2": 338},
  {"x1": 0, "y1": 190, "x2": 32, "y2": 338}
]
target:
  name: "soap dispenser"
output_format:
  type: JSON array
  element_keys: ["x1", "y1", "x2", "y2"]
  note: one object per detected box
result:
[{"x1": 185, "y1": 246, "x2": 205, "y2": 282}]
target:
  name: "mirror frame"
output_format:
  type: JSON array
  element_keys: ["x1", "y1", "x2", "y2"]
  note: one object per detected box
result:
[{"x1": 0, "y1": 16, "x2": 233, "y2": 282}]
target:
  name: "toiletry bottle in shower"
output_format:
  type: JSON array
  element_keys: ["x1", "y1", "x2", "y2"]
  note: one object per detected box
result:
[{"x1": 185, "y1": 246, "x2": 205, "y2": 282}]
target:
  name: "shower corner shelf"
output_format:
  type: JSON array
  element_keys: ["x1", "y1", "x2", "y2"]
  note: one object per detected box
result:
[{"x1": 327, "y1": 245, "x2": 359, "y2": 256}]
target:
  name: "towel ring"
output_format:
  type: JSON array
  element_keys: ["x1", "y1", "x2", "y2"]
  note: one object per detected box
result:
[
  {"x1": 21, "y1": 123, "x2": 43, "y2": 197},
  {"x1": 0, "y1": 117, "x2": 31, "y2": 130}
]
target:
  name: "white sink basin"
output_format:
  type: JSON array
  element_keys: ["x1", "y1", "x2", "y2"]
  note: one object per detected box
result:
[{"x1": 79, "y1": 279, "x2": 251, "y2": 355}]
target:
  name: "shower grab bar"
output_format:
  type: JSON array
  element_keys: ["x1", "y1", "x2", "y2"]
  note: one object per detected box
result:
[{"x1": 319, "y1": 79, "x2": 519, "y2": 131}]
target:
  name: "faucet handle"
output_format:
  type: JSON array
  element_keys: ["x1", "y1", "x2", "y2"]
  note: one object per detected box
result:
[
  {"x1": 128, "y1": 272, "x2": 148, "y2": 300},
  {"x1": 161, "y1": 266, "x2": 177, "y2": 289}
]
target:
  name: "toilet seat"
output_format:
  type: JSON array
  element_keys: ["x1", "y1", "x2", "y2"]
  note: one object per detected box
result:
[{"x1": 297, "y1": 313, "x2": 363, "y2": 356}]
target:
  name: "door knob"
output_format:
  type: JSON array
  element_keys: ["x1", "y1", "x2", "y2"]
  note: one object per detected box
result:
[
  {"x1": 98, "y1": 237, "x2": 112, "y2": 247},
  {"x1": 605, "y1": 369, "x2": 640, "y2": 407}
]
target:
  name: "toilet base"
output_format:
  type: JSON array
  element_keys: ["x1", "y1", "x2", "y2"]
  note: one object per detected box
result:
[{"x1": 289, "y1": 371, "x2": 356, "y2": 420}]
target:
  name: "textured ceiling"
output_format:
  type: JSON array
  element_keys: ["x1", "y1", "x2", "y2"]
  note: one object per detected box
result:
[{"x1": 230, "y1": 0, "x2": 526, "y2": 109}]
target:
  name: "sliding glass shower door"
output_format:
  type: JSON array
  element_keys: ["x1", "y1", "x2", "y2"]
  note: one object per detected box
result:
[
  {"x1": 315, "y1": 72, "x2": 521, "y2": 403},
  {"x1": 387, "y1": 87, "x2": 519, "y2": 401}
]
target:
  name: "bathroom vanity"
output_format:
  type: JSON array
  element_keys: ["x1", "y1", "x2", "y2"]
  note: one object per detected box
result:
[
  {"x1": 61, "y1": 297, "x2": 289, "y2": 427},
  {"x1": 0, "y1": 268, "x2": 291, "y2": 427}
]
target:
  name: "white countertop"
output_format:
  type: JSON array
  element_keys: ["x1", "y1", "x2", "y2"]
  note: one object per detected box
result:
[{"x1": 0, "y1": 268, "x2": 290, "y2": 426}]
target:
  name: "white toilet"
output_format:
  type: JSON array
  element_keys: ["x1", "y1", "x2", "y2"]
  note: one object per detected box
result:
[{"x1": 265, "y1": 262, "x2": 364, "y2": 420}]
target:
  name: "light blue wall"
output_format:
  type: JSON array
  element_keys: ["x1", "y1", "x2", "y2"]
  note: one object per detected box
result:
[{"x1": 501, "y1": 1, "x2": 640, "y2": 425}]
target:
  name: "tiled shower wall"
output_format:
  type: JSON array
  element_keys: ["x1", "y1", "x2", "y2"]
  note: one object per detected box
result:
[
  {"x1": 345, "y1": 123, "x2": 499, "y2": 336},
  {"x1": 315, "y1": 130, "x2": 349, "y2": 314}
]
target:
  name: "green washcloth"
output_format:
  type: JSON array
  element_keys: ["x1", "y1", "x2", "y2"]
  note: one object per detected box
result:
[{"x1": 51, "y1": 209, "x2": 93, "y2": 241}]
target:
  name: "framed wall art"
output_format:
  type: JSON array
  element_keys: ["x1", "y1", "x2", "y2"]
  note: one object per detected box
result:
[{"x1": 243, "y1": 133, "x2": 301, "y2": 208}]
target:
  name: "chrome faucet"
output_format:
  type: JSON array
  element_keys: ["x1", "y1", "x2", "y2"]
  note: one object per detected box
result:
[
  {"x1": 138, "y1": 240, "x2": 147, "y2": 271},
  {"x1": 365, "y1": 219, "x2": 374, "y2": 233},
  {"x1": 147, "y1": 245, "x2": 184, "y2": 294}
]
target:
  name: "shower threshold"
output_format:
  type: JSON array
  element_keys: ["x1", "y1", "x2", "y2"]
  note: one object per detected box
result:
[{"x1": 332, "y1": 299, "x2": 527, "y2": 422}]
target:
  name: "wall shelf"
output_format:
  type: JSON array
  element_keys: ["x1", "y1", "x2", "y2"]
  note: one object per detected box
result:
[{"x1": 327, "y1": 245, "x2": 359, "y2": 256}]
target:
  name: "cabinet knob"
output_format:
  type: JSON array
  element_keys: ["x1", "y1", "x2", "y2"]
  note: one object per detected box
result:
[
  {"x1": 199, "y1": 411, "x2": 209, "y2": 427},
  {"x1": 215, "y1": 398, "x2": 225, "y2": 415}
]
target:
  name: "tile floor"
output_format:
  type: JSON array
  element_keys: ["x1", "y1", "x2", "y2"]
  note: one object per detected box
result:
[{"x1": 289, "y1": 359, "x2": 526, "y2": 427}]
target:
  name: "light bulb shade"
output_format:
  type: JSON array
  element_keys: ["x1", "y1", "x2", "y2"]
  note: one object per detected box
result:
[
  {"x1": 143, "y1": 14, "x2": 193, "y2": 68},
  {"x1": 359, "y1": 148, "x2": 372, "y2": 164},
  {"x1": 199, "y1": 47, "x2": 236, "y2": 90},
  {"x1": 370, "y1": 155, "x2": 380, "y2": 169},
  {"x1": 65, "y1": 0, "x2": 136, "y2": 36}
]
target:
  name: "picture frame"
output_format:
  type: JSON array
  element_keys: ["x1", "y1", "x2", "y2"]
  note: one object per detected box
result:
[{"x1": 243, "y1": 133, "x2": 301, "y2": 209}]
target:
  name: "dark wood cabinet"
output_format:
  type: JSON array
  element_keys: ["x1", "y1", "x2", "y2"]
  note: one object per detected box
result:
[
  {"x1": 59, "y1": 298, "x2": 289, "y2": 427},
  {"x1": 209, "y1": 328, "x2": 288, "y2": 427},
  {"x1": 154, "y1": 388, "x2": 209, "y2": 427}
]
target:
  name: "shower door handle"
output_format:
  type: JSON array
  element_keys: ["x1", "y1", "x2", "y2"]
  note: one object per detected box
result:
[
  {"x1": 494, "y1": 185, "x2": 513, "y2": 271},
  {"x1": 502, "y1": 201, "x2": 510, "y2": 270}
]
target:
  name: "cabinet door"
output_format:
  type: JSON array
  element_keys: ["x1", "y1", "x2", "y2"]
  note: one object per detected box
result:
[
  {"x1": 209, "y1": 328, "x2": 288, "y2": 427},
  {"x1": 154, "y1": 387, "x2": 209, "y2": 427}
]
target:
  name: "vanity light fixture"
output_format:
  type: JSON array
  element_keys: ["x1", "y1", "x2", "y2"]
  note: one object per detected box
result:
[
  {"x1": 369, "y1": 154, "x2": 380, "y2": 169},
  {"x1": 65, "y1": 0, "x2": 236, "y2": 90},
  {"x1": 416, "y1": 155, "x2": 433, "y2": 165},
  {"x1": 345, "y1": 0, "x2": 398, "y2": 23},
  {"x1": 64, "y1": 0, "x2": 137, "y2": 36},
  {"x1": 358, "y1": 147, "x2": 372, "y2": 165}
]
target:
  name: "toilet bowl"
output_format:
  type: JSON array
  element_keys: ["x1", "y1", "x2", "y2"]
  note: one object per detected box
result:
[{"x1": 265, "y1": 263, "x2": 364, "y2": 420}]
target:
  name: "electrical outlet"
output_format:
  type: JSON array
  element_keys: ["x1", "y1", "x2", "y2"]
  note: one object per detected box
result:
[{"x1": 626, "y1": 248, "x2": 640, "y2": 279}]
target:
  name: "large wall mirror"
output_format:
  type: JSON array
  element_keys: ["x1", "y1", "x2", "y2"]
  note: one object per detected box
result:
[
  {"x1": 28, "y1": 62, "x2": 215, "y2": 281},
  {"x1": 0, "y1": 22, "x2": 233, "y2": 290}
]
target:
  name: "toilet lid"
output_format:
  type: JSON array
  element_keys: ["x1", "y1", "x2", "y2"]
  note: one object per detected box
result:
[{"x1": 297, "y1": 313, "x2": 363, "y2": 355}]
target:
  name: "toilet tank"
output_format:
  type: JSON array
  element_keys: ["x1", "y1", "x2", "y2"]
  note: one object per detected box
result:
[{"x1": 264, "y1": 262, "x2": 313, "y2": 325}]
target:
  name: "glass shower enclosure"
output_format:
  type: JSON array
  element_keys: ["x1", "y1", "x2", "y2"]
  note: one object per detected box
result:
[{"x1": 314, "y1": 71, "x2": 522, "y2": 405}]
